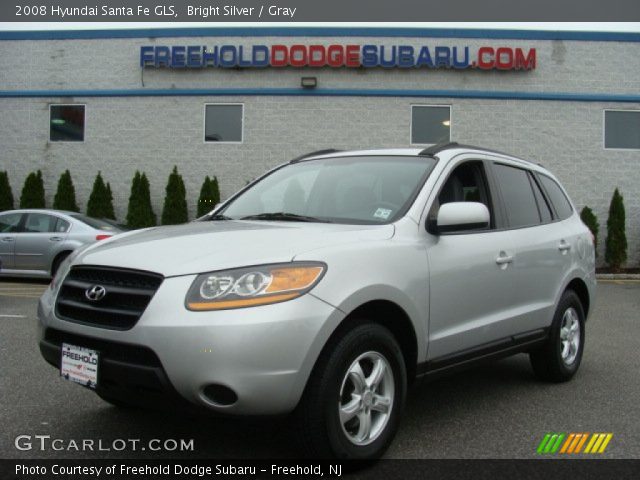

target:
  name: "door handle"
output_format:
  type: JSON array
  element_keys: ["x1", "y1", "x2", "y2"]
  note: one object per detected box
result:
[
  {"x1": 49, "y1": 236, "x2": 63, "y2": 242},
  {"x1": 496, "y1": 251, "x2": 514, "y2": 267},
  {"x1": 1, "y1": 237, "x2": 14, "y2": 242},
  {"x1": 558, "y1": 240, "x2": 571, "y2": 253}
]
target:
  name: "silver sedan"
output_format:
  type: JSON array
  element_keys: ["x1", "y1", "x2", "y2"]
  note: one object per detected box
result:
[{"x1": 0, "y1": 209, "x2": 124, "y2": 279}]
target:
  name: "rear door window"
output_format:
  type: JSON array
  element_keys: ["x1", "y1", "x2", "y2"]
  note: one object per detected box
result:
[
  {"x1": 24, "y1": 213, "x2": 56, "y2": 233},
  {"x1": 539, "y1": 174, "x2": 573, "y2": 220},
  {"x1": 493, "y1": 164, "x2": 541, "y2": 228}
]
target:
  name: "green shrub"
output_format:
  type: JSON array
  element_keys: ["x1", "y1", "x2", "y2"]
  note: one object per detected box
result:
[
  {"x1": 196, "y1": 176, "x2": 221, "y2": 217},
  {"x1": 605, "y1": 188, "x2": 627, "y2": 271},
  {"x1": 86, "y1": 172, "x2": 111, "y2": 218},
  {"x1": 53, "y1": 170, "x2": 79, "y2": 212},
  {"x1": 580, "y1": 206, "x2": 599, "y2": 255},
  {"x1": 19, "y1": 170, "x2": 45, "y2": 208},
  {"x1": 0, "y1": 171, "x2": 14, "y2": 211},
  {"x1": 161, "y1": 166, "x2": 188, "y2": 225},
  {"x1": 104, "y1": 182, "x2": 116, "y2": 220},
  {"x1": 211, "y1": 176, "x2": 220, "y2": 206},
  {"x1": 126, "y1": 171, "x2": 156, "y2": 229}
]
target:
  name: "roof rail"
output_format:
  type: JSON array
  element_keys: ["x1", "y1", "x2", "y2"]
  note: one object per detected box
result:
[
  {"x1": 419, "y1": 142, "x2": 537, "y2": 167},
  {"x1": 418, "y1": 142, "x2": 459, "y2": 156},
  {"x1": 290, "y1": 149, "x2": 342, "y2": 163}
]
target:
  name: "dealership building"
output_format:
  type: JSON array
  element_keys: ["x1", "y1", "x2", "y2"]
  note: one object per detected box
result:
[{"x1": 0, "y1": 27, "x2": 639, "y2": 264}]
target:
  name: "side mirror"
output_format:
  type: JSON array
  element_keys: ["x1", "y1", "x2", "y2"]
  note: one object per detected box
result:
[{"x1": 431, "y1": 202, "x2": 490, "y2": 234}]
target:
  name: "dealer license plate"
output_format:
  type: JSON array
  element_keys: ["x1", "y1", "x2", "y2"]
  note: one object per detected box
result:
[{"x1": 60, "y1": 343, "x2": 99, "y2": 389}]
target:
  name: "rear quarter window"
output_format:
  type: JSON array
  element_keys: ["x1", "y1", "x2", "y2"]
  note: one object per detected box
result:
[{"x1": 539, "y1": 174, "x2": 573, "y2": 220}]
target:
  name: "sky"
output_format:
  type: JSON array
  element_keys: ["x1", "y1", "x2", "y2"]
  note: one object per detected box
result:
[{"x1": 1, "y1": 22, "x2": 639, "y2": 32}]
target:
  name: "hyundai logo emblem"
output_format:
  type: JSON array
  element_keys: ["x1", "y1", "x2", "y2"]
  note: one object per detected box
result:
[{"x1": 85, "y1": 285, "x2": 107, "y2": 302}]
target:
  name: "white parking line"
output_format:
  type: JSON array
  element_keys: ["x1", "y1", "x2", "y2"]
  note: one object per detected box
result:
[{"x1": 0, "y1": 314, "x2": 26, "y2": 318}]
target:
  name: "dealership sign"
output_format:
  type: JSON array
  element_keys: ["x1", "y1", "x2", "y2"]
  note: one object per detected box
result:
[{"x1": 140, "y1": 45, "x2": 536, "y2": 70}]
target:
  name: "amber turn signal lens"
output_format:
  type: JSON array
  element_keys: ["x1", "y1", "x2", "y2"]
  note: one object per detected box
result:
[{"x1": 265, "y1": 266, "x2": 324, "y2": 294}]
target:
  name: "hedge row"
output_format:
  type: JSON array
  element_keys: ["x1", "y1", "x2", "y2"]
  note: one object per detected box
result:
[{"x1": 0, "y1": 168, "x2": 220, "y2": 229}]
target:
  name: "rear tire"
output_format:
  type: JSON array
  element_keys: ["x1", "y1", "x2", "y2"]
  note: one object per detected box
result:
[
  {"x1": 530, "y1": 290, "x2": 585, "y2": 382},
  {"x1": 295, "y1": 322, "x2": 407, "y2": 459}
]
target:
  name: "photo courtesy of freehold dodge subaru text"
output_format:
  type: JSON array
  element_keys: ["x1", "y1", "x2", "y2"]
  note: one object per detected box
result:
[{"x1": 37, "y1": 144, "x2": 596, "y2": 459}]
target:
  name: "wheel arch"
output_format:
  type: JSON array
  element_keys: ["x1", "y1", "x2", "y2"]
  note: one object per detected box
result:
[
  {"x1": 565, "y1": 277, "x2": 591, "y2": 320},
  {"x1": 319, "y1": 300, "x2": 419, "y2": 383}
]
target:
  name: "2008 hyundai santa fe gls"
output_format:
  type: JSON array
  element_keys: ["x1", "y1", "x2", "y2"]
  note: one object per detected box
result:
[{"x1": 38, "y1": 143, "x2": 596, "y2": 459}]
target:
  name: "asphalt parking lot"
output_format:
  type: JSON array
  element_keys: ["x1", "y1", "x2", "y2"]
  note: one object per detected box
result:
[{"x1": 0, "y1": 279, "x2": 639, "y2": 460}]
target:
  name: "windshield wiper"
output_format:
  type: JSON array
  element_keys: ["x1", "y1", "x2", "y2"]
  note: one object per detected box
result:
[{"x1": 240, "y1": 212, "x2": 331, "y2": 223}]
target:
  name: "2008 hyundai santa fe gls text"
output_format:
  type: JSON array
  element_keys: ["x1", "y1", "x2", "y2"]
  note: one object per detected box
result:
[{"x1": 38, "y1": 143, "x2": 596, "y2": 459}]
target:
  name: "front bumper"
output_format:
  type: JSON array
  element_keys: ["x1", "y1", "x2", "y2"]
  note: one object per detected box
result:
[{"x1": 37, "y1": 274, "x2": 344, "y2": 415}]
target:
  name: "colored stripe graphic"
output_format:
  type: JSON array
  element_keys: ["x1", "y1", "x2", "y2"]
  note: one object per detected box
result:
[
  {"x1": 538, "y1": 433, "x2": 613, "y2": 454},
  {"x1": 537, "y1": 433, "x2": 565, "y2": 454}
]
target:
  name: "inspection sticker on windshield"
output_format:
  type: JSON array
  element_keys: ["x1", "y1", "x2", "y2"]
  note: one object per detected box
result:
[
  {"x1": 60, "y1": 343, "x2": 99, "y2": 389},
  {"x1": 373, "y1": 208, "x2": 392, "y2": 220}
]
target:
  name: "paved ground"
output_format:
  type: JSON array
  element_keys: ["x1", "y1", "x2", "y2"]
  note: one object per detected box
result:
[{"x1": 0, "y1": 279, "x2": 639, "y2": 459}]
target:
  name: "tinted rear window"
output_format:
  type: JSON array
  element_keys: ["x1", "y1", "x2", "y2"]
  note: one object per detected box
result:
[
  {"x1": 539, "y1": 174, "x2": 573, "y2": 220},
  {"x1": 493, "y1": 164, "x2": 540, "y2": 228}
]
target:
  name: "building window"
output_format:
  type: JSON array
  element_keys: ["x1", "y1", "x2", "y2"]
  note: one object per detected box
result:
[
  {"x1": 604, "y1": 110, "x2": 640, "y2": 150},
  {"x1": 204, "y1": 104, "x2": 243, "y2": 143},
  {"x1": 411, "y1": 105, "x2": 451, "y2": 145},
  {"x1": 50, "y1": 104, "x2": 85, "y2": 142}
]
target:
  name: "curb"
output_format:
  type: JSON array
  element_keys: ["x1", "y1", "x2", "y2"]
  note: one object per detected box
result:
[{"x1": 596, "y1": 274, "x2": 640, "y2": 280}]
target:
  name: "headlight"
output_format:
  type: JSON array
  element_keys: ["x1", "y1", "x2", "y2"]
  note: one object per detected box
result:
[{"x1": 185, "y1": 262, "x2": 326, "y2": 311}]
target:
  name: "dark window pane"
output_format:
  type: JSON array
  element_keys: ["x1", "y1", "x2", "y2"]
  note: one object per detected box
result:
[
  {"x1": 539, "y1": 174, "x2": 573, "y2": 220},
  {"x1": 50, "y1": 105, "x2": 85, "y2": 142},
  {"x1": 411, "y1": 106, "x2": 450, "y2": 144},
  {"x1": 24, "y1": 213, "x2": 56, "y2": 233},
  {"x1": 205, "y1": 104, "x2": 243, "y2": 142},
  {"x1": 493, "y1": 164, "x2": 540, "y2": 228},
  {"x1": 530, "y1": 176, "x2": 553, "y2": 223},
  {"x1": 604, "y1": 111, "x2": 640, "y2": 149},
  {"x1": 0, "y1": 213, "x2": 22, "y2": 233}
]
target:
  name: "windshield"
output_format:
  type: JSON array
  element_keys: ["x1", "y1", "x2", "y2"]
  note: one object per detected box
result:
[
  {"x1": 70, "y1": 214, "x2": 122, "y2": 231},
  {"x1": 218, "y1": 155, "x2": 437, "y2": 224}
]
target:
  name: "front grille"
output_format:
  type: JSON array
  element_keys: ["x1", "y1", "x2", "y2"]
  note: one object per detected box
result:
[{"x1": 55, "y1": 265, "x2": 163, "y2": 330}]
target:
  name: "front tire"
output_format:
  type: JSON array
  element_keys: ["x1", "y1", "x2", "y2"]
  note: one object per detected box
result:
[
  {"x1": 295, "y1": 323, "x2": 407, "y2": 459},
  {"x1": 530, "y1": 290, "x2": 585, "y2": 382}
]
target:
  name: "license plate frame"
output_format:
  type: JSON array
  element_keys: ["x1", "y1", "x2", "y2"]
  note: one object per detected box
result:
[{"x1": 60, "y1": 343, "x2": 99, "y2": 389}]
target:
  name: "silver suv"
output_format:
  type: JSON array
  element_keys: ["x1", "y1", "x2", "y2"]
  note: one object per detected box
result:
[{"x1": 38, "y1": 144, "x2": 596, "y2": 459}]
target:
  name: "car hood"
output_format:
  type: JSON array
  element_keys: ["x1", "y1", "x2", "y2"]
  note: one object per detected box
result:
[{"x1": 75, "y1": 220, "x2": 395, "y2": 277}]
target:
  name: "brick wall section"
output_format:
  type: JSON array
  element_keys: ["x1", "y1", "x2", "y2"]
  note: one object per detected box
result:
[{"x1": 0, "y1": 35, "x2": 638, "y2": 265}]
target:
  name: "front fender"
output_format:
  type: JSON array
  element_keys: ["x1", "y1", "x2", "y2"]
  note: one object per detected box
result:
[{"x1": 294, "y1": 239, "x2": 429, "y2": 363}]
